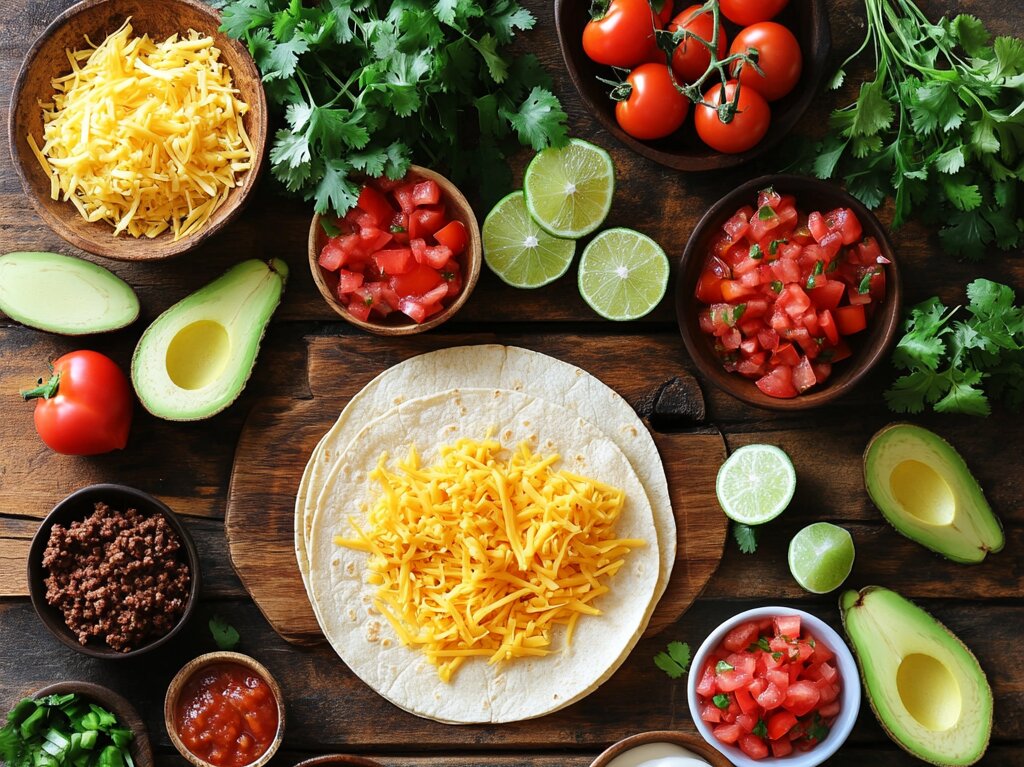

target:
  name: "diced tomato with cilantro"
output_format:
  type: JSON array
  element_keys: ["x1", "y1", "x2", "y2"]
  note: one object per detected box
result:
[
  {"x1": 318, "y1": 177, "x2": 468, "y2": 324},
  {"x1": 695, "y1": 188, "x2": 888, "y2": 398},
  {"x1": 696, "y1": 615, "x2": 841, "y2": 759}
]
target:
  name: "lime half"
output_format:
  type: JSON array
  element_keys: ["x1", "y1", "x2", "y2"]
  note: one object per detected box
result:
[
  {"x1": 482, "y1": 192, "x2": 576, "y2": 288},
  {"x1": 716, "y1": 444, "x2": 796, "y2": 525},
  {"x1": 789, "y1": 523, "x2": 855, "y2": 594},
  {"x1": 577, "y1": 228, "x2": 669, "y2": 321},
  {"x1": 523, "y1": 138, "x2": 615, "y2": 238}
]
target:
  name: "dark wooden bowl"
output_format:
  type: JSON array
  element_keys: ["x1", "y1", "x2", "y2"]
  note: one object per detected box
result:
[
  {"x1": 31, "y1": 681, "x2": 154, "y2": 767},
  {"x1": 308, "y1": 165, "x2": 482, "y2": 335},
  {"x1": 27, "y1": 483, "x2": 201, "y2": 659},
  {"x1": 554, "y1": 0, "x2": 830, "y2": 171},
  {"x1": 676, "y1": 174, "x2": 902, "y2": 410},
  {"x1": 164, "y1": 651, "x2": 285, "y2": 767},
  {"x1": 590, "y1": 730, "x2": 734, "y2": 767},
  {"x1": 9, "y1": 0, "x2": 267, "y2": 261},
  {"x1": 292, "y1": 757, "x2": 383, "y2": 767}
]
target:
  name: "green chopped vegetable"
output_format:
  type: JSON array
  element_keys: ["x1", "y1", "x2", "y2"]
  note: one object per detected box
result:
[
  {"x1": 715, "y1": 660, "x2": 734, "y2": 673},
  {"x1": 209, "y1": 614, "x2": 241, "y2": 651},
  {"x1": 212, "y1": 0, "x2": 568, "y2": 215},
  {"x1": 733, "y1": 521, "x2": 758, "y2": 554},
  {"x1": 654, "y1": 641, "x2": 692, "y2": 679},
  {"x1": 712, "y1": 693, "x2": 731, "y2": 709},
  {"x1": 0, "y1": 695, "x2": 134, "y2": 767}
]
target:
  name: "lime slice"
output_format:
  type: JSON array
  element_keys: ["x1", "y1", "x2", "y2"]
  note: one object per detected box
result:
[
  {"x1": 716, "y1": 444, "x2": 796, "y2": 525},
  {"x1": 577, "y1": 228, "x2": 669, "y2": 321},
  {"x1": 482, "y1": 192, "x2": 576, "y2": 288},
  {"x1": 523, "y1": 138, "x2": 615, "y2": 238},
  {"x1": 789, "y1": 523, "x2": 856, "y2": 594}
]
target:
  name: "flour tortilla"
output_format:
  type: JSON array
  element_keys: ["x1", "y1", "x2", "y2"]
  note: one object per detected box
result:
[
  {"x1": 296, "y1": 345, "x2": 675, "y2": 617},
  {"x1": 307, "y1": 388, "x2": 660, "y2": 723}
]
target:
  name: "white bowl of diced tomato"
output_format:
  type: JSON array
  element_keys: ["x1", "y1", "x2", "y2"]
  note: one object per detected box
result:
[
  {"x1": 687, "y1": 606, "x2": 860, "y2": 766},
  {"x1": 308, "y1": 165, "x2": 481, "y2": 335}
]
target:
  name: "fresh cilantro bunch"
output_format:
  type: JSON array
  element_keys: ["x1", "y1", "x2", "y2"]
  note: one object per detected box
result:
[
  {"x1": 811, "y1": 0, "x2": 1024, "y2": 260},
  {"x1": 214, "y1": 0, "x2": 568, "y2": 216},
  {"x1": 886, "y1": 279, "x2": 1024, "y2": 416}
]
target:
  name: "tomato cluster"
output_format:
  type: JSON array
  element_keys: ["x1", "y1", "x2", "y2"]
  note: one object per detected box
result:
[
  {"x1": 695, "y1": 188, "x2": 887, "y2": 398},
  {"x1": 582, "y1": 0, "x2": 803, "y2": 154},
  {"x1": 696, "y1": 615, "x2": 842, "y2": 760},
  {"x1": 317, "y1": 178, "x2": 468, "y2": 324}
]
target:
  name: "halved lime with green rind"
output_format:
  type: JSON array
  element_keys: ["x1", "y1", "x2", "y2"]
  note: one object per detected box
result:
[
  {"x1": 577, "y1": 228, "x2": 669, "y2": 321},
  {"x1": 789, "y1": 522, "x2": 855, "y2": 594},
  {"x1": 716, "y1": 444, "x2": 796, "y2": 525},
  {"x1": 482, "y1": 192, "x2": 576, "y2": 289},
  {"x1": 523, "y1": 138, "x2": 615, "y2": 238}
]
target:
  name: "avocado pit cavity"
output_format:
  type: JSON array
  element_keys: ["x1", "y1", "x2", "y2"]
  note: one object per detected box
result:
[
  {"x1": 896, "y1": 653, "x2": 961, "y2": 731},
  {"x1": 166, "y1": 320, "x2": 231, "y2": 390},
  {"x1": 890, "y1": 459, "x2": 955, "y2": 526}
]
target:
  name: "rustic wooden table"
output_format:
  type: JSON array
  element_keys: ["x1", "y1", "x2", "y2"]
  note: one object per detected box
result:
[{"x1": 1, "y1": 0, "x2": 1022, "y2": 765}]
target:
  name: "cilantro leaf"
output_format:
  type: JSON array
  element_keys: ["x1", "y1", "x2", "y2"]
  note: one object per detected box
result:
[
  {"x1": 502, "y1": 87, "x2": 569, "y2": 151},
  {"x1": 733, "y1": 522, "x2": 758, "y2": 554},
  {"x1": 653, "y1": 641, "x2": 692, "y2": 679},
  {"x1": 209, "y1": 615, "x2": 240, "y2": 651}
]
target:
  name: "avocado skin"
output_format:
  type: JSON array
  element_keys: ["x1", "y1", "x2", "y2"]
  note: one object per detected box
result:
[
  {"x1": 840, "y1": 586, "x2": 992, "y2": 767},
  {"x1": 862, "y1": 422, "x2": 1004, "y2": 563}
]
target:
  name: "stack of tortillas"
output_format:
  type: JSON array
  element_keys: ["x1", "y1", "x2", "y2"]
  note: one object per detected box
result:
[{"x1": 296, "y1": 346, "x2": 675, "y2": 723}]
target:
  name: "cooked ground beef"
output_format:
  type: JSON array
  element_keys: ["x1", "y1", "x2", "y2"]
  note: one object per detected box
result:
[{"x1": 42, "y1": 501, "x2": 191, "y2": 652}]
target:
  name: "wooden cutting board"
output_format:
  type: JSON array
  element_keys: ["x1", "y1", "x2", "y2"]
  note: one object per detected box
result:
[{"x1": 225, "y1": 333, "x2": 728, "y2": 645}]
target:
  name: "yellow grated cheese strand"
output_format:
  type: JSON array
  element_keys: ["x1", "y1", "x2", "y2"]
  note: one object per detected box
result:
[
  {"x1": 28, "y1": 19, "x2": 252, "y2": 240},
  {"x1": 334, "y1": 438, "x2": 643, "y2": 683}
]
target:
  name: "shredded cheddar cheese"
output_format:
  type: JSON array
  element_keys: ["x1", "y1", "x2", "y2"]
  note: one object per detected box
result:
[
  {"x1": 335, "y1": 438, "x2": 643, "y2": 683},
  {"x1": 29, "y1": 19, "x2": 252, "y2": 240}
]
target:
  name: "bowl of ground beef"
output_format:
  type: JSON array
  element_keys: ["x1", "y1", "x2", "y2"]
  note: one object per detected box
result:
[{"x1": 27, "y1": 484, "x2": 200, "y2": 659}]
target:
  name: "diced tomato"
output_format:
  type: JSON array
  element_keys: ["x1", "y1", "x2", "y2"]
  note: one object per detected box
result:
[
  {"x1": 318, "y1": 237, "x2": 347, "y2": 271},
  {"x1": 812, "y1": 362, "x2": 832, "y2": 384},
  {"x1": 774, "y1": 616, "x2": 800, "y2": 638},
  {"x1": 696, "y1": 661, "x2": 718, "y2": 697},
  {"x1": 721, "y1": 280, "x2": 754, "y2": 301},
  {"x1": 828, "y1": 207, "x2": 863, "y2": 244},
  {"x1": 434, "y1": 220, "x2": 467, "y2": 255},
  {"x1": 335, "y1": 269, "x2": 363, "y2": 295},
  {"x1": 701, "y1": 703, "x2": 723, "y2": 724},
  {"x1": 783, "y1": 681, "x2": 821, "y2": 717},
  {"x1": 767, "y1": 711, "x2": 798, "y2": 740},
  {"x1": 373, "y1": 248, "x2": 414, "y2": 276},
  {"x1": 409, "y1": 206, "x2": 447, "y2": 240},
  {"x1": 749, "y1": 206, "x2": 781, "y2": 241},
  {"x1": 697, "y1": 271, "x2": 725, "y2": 304},
  {"x1": 770, "y1": 343, "x2": 800, "y2": 367},
  {"x1": 801, "y1": 309, "x2": 820, "y2": 337},
  {"x1": 713, "y1": 723, "x2": 743, "y2": 745},
  {"x1": 747, "y1": 677, "x2": 767, "y2": 698},
  {"x1": 723, "y1": 622, "x2": 760, "y2": 653},
  {"x1": 770, "y1": 737, "x2": 793, "y2": 758},
  {"x1": 756, "y1": 366, "x2": 798, "y2": 398},
  {"x1": 857, "y1": 236, "x2": 882, "y2": 264},
  {"x1": 812, "y1": 642, "x2": 836, "y2": 666},
  {"x1": 394, "y1": 183, "x2": 417, "y2": 213},
  {"x1": 734, "y1": 688, "x2": 758, "y2": 715},
  {"x1": 357, "y1": 186, "x2": 395, "y2": 227},
  {"x1": 766, "y1": 668, "x2": 789, "y2": 693},
  {"x1": 346, "y1": 298, "x2": 371, "y2": 322},
  {"x1": 391, "y1": 262, "x2": 444, "y2": 297},
  {"x1": 738, "y1": 734, "x2": 769, "y2": 760},
  {"x1": 412, "y1": 179, "x2": 441, "y2": 206},
  {"x1": 421, "y1": 245, "x2": 453, "y2": 270},
  {"x1": 771, "y1": 257, "x2": 801, "y2": 284},
  {"x1": 817, "y1": 678, "x2": 841, "y2": 704},
  {"x1": 397, "y1": 297, "x2": 430, "y2": 323},
  {"x1": 818, "y1": 701, "x2": 841, "y2": 718},
  {"x1": 778, "y1": 284, "x2": 812, "y2": 318},
  {"x1": 757, "y1": 187, "x2": 782, "y2": 210},
  {"x1": 723, "y1": 207, "x2": 753, "y2": 242},
  {"x1": 756, "y1": 682, "x2": 784, "y2": 711},
  {"x1": 835, "y1": 304, "x2": 867, "y2": 335},
  {"x1": 807, "y1": 211, "x2": 828, "y2": 243},
  {"x1": 757, "y1": 328, "x2": 779, "y2": 352},
  {"x1": 809, "y1": 280, "x2": 845, "y2": 312}
]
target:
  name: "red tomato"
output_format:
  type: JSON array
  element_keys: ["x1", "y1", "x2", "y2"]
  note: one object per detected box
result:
[
  {"x1": 356, "y1": 186, "x2": 395, "y2": 226},
  {"x1": 654, "y1": 0, "x2": 674, "y2": 25},
  {"x1": 582, "y1": 0, "x2": 660, "y2": 68},
  {"x1": 434, "y1": 220, "x2": 467, "y2": 255},
  {"x1": 335, "y1": 269, "x2": 364, "y2": 296},
  {"x1": 695, "y1": 80, "x2": 771, "y2": 154},
  {"x1": 738, "y1": 734, "x2": 769, "y2": 759},
  {"x1": 730, "y1": 22, "x2": 802, "y2": 102},
  {"x1": 391, "y1": 262, "x2": 444, "y2": 298},
  {"x1": 719, "y1": 0, "x2": 789, "y2": 25},
  {"x1": 835, "y1": 304, "x2": 867, "y2": 335},
  {"x1": 756, "y1": 365, "x2": 797, "y2": 398},
  {"x1": 22, "y1": 351, "x2": 132, "y2": 455},
  {"x1": 668, "y1": 5, "x2": 727, "y2": 83},
  {"x1": 615, "y1": 63, "x2": 690, "y2": 140}
]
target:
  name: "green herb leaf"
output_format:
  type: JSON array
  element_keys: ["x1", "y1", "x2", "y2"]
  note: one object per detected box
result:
[
  {"x1": 749, "y1": 243, "x2": 763, "y2": 260},
  {"x1": 653, "y1": 641, "x2": 692, "y2": 679},
  {"x1": 770, "y1": 280, "x2": 783, "y2": 293},
  {"x1": 733, "y1": 522, "x2": 758, "y2": 554},
  {"x1": 713, "y1": 693, "x2": 731, "y2": 709},
  {"x1": 753, "y1": 719, "x2": 768, "y2": 738},
  {"x1": 857, "y1": 269, "x2": 874, "y2": 294},
  {"x1": 209, "y1": 615, "x2": 240, "y2": 651},
  {"x1": 757, "y1": 205, "x2": 776, "y2": 221},
  {"x1": 715, "y1": 660, "x2": 735, "y2": 673},
  {"x1": 320, "y1": 218, "x2": 341, "y2": 237}
]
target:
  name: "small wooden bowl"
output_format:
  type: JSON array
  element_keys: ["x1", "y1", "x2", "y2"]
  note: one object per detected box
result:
[
  {"x1": 165, "y1": 652, "x2": 285, "y2": 767},
  {"x1": 308, "y1": 165, "x2": 482, "y2": 335},
  {"x1": 590, "y1": 730, "x2": 734, "y2": 767},
  {"x1": 292, "y1": 757, "x2": 383, "y2": 767},
  {"x1": 32, "y1": 681, "x2": 154, "y2": 767},
  {"x1": 27, "y1": 483, "x2": 201, "y2": 659},
  {"x1": 676, "y1": 175, "x2": 902, "y2": 410},
  {"x1": 9, "y1": 0, "x2": 267, "y2": 260},
  {"x1": 554, "y1": 0, "x2": 830, "y2": 171}
]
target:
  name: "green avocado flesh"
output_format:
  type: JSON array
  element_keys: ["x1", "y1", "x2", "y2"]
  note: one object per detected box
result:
[
  {"x1": 863, "y1": 423, "x2": 1003, "y2": 563},
  {"x1": 132, "y1": 258, "x2": 287, "y2": 421},
  {"x1": 841, "y1": 587, "x2": 992, "y2": 766},
  {"x1": 0, "y1": 251, "x2": 139, "y2": 334}
]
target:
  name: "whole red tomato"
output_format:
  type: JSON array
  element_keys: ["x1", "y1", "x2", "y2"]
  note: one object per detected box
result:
[
  {"x1": 583, "y1": 0, "x2": 661, "y2": 68},
  {"x1": 653, "y1": 0, "x2": 674, "y2": 25},
  {"x1": 719, "y1": 0, "x2": 789, "y2": 26},
  {"x1": 21, "y1": 350, "x2": 133, "y2": 455},
  {"x1": 615, "y1": 62, "x2": 690, "y2": 140},
  {"x1": 668, "y1": 5, "x2": 727, "y2": 84},
  {"x1": 695, "y1": 80, "x2": 771, "y2": 153},
  {"x1": 730, "y1": 22, "x2": 802, "y2": 101}
]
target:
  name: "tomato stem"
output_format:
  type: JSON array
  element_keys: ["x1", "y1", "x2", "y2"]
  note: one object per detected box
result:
[
  {"x1": 589, "y1": 0, "x2": 611, "y2": 20},
  {"x1": 21, "y1": 372, "x2": 61, "y2": 401}
]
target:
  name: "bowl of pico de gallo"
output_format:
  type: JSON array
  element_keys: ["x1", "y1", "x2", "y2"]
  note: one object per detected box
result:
[{"x1": 676, "y1": 174, "x2": 902, "y2": 409}]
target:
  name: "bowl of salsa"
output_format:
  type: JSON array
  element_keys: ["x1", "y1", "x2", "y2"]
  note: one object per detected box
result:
[{"x1": 165, "y1": 652, "x2": 284, "y2": 767}]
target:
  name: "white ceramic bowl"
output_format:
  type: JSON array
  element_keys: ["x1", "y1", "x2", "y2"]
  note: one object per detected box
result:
[{"x1": 686, "y1": 606, "x2": 861, "y2": 767}]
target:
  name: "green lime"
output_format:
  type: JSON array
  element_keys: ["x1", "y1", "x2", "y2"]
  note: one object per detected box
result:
[
  {"x1": 716, "y1": 444, "x2": 796, "y2": 525},
  {"x1": 482, "y1": 192, "x2": 576, "y2": 288},
  {"x1": 523, "y1": 138, "x2": 615, "y2": 238},
  {"x1": 577, "y1": 228, "x2": 669, "y2": 321},
  {"x1": 788, "y1": 523, "x2": 856, "y2": 594}
]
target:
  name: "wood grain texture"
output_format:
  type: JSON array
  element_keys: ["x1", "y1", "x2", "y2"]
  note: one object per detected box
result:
[{"x1": 224, "y1": 334, "x2": 728, "y2": 644}]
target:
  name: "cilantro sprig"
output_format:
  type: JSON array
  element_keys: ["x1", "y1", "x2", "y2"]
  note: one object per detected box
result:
[
  {"x1": 213, "y1": 0, "x2": 568, "y2": 215},
  {"x1": 808, "y1": 1, "x2": 1024, "y2": 260},
  {"x1": 886, "y1": 279, "x2": 1024, "y2": 416},
  {"x1": 654, "y1": 641, "x2": 691, "y2": 679}
]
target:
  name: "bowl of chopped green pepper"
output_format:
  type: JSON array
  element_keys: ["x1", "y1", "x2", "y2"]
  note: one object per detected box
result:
[{"x1": 0, "y1": 682, "x2": 152, "y2": 767}]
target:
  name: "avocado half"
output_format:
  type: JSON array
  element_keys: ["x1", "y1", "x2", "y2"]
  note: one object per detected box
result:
[
  {"x1": 132, "y1": 258, "x2": 287, "y2": 421},
  {"x1": 863, "y1": 423, "x2": 1004, "y2": 563},
  {"x1": 841, "y1": 587, "x2": 992, "y2": 766}
]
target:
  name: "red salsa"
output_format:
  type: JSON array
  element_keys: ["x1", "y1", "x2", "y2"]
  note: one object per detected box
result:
[
  {"x1": 696, "y1": 615, "x2": 842, "y2": 760},
  {"x1": 174, "y1": 662, "x2": 279, "y2": 767},
  {"x1": 695, "y1": 188, "x2": 888, "y2": 398}
]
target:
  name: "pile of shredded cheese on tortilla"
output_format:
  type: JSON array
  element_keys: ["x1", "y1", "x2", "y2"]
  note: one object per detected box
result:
[
  {"x1": 27, "y1": 19, "x2": 252, "y2": 240},
  {"x1": 335, "y1": 437, "x2": 643, "y2": 683}
]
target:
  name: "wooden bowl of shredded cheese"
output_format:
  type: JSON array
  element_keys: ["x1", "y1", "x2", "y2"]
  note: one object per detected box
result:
[{"x1": 9, "y1": 0, "x2": 267, "y2": 260}]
